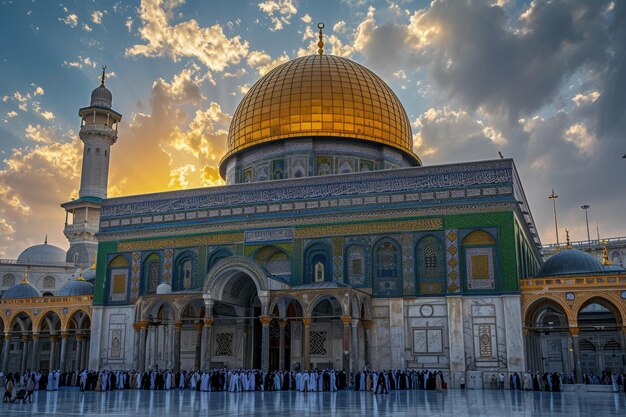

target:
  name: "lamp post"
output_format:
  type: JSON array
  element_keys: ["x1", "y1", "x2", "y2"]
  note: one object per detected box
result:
[
  {"x1": 580, "y1": 205, "x2": 590, "y2": 241},
  {"x1": 549, "y1": 189, "x2": 560, "y2": 250}
]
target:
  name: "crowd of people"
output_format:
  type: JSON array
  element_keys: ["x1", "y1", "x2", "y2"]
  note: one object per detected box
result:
[{"x1": 3, "y1": 367, "x2": 626, "y2": 403}]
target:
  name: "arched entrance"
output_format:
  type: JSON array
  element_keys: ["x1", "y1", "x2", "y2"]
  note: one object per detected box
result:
[
  {"x1": 577, "y1": 298, "x2": 624, "y2": 378},
  {"x1": 211, "y1": 273, "x2": 262, "y2": 369},
  {"x1": 523, "y1": 298, "x2": 571, "y2": 374},
  {"x1": 204, "y1": 256, "x2": 280, "y2": 371}
]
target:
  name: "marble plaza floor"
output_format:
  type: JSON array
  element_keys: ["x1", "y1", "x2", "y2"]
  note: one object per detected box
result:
[{"x1": 2, "y1": 388, "x2": 626, "y2": 417}]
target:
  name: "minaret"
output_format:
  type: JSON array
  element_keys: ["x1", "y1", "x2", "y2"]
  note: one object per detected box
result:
[{"x1": 61, "y1": 66, "x2": 122, "y2": 267}]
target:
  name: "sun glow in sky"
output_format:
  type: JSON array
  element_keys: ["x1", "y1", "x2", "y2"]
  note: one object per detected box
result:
[{"x1": 0, "y1": 0, "x2": 624, "y2": 258}]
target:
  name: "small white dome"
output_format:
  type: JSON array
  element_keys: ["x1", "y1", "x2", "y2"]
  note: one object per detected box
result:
[
  {"x1": 17, "y1": 243, "x2": 67, "y2": 264},
  {"x1": 156, "y1": 283, "x2": 172, "y2": 295}
]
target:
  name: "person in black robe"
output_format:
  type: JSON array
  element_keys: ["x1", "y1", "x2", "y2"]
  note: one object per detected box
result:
[
  {"x1": 552, "y1": 372, "x2": 560, "y2": 392},
  {"x1": 376, "y1": 371, "x2": 388, "y2": 394},
  {"x1": 323, "y1": 371, "x2": 330, "y2": 391},
  {"x1": 354, "y1": 371, "x2": 361, "y2": 391},
  {"x1": 532, "y1": 373, "x2": 540, "y2": 391}
]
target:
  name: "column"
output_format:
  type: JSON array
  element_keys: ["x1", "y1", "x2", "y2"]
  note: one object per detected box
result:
[
  {"x1": 49, "y1": 335, "x2": 58, "y2": 370},
  {"x1": 173, "y1": 321, "x2": 182, "y2": 370},
  {"x1": 21, "y1": 336, "x2": 29, "y2": 371},
  {"x1": 351, "y1": 318, "x2": 360, "y2": 372},
  {"x1": 137, "y1": 322, "x2": 148, "y2": 371},
  {"x1": 59, "y1": 332, "x2": 68, "y2": 372},
  {"x1": 278, "y1": 320, "x2": 287, "y2": 371},
  {"x1": 194, "y1": 322, "x2": 203, "y2": 370},
  {"x1": 302, "y1": 317, "x2": 311, "y2": 371},
  {"x1": 151, "y1": 325, "x2": 158, "y2": 369},
  {"x1": 340, "y1": 315, "x2": 351, "y2": 372},
  {"x1": 201, "y1": 316, "x2": 214, "y2": 370},
  {"x1": 260, "y1": 315, "x2": 271, "y2": 372},
  {"x1": 2, "y1": 333, "x2": 10, "y2": 372},
  {"x1": 362, "y1": 320, "x2": 373, "y2": 369},
  {"x1": 31, "y1": 333, "x2": 40, "y2": 371},
  {"x1": 75, "y1": 335, "x2": 83, "y2": 370},
  {"x1": 569, "y1": 327, "x2": 582, "y2": 383},
  {"x1": 82, "y1": 338, "x2": 90, "y2": 370},
  {"x1": 132, "y1": 323, "x2": 141, "y2": 369}
]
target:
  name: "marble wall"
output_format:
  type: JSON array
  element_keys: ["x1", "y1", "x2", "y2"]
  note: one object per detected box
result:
[
  {"x1": 89, "y1": 305, "x2": 135, "y2": 370},
  {"x1": 369, "y1": 295, "x2": 525, "y2": 387}
]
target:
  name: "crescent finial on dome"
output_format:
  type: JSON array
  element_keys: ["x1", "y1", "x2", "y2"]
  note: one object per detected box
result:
[
  {"x1": 101, "y1": 65, "x2": 107, "y2": 86},
  {"x1": 317, "y1": 22, "x2": 325, "y2": 55}
]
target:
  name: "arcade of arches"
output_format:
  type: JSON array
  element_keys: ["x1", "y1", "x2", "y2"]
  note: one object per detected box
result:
[
  {"x1": 521, "y1": 276, "x2": 626, "y2": 380},
  {"x1": 0, "y1": 295, "x2": 92, "y2": 372},
  {"x1": 132, "y1": 260, "x2": 371, "y2": 374}
]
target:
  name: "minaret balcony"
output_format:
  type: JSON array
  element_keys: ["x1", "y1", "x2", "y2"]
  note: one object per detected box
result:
[{"x1": 79, "y1": 124, "x2": 118, "y2": 143}]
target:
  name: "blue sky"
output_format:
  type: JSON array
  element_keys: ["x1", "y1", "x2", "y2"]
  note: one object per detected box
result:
[{"x1": 0, "y1": 0, "x2": 624, "y2": 258}]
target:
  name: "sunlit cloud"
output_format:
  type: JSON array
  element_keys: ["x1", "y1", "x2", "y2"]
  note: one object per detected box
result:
[
  {"x1": 125, "y1": 0, "x2": 249, "y2": 73},
  {"x1": 258, "y1": 0, "x2": 298, "y2": 31}
]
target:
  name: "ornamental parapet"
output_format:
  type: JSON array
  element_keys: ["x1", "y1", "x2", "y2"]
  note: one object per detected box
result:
[
  {"x1": 0, "y1": 295, "x2": 93, "y2": 306},
  {"x1": 520, "y1": 274, "x2": 626, "y2": 291}
]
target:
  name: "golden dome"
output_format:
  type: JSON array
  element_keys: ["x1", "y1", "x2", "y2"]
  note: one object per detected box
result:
[{"x1": 222, "y1": 54, "x2": 419, "y2": 170}]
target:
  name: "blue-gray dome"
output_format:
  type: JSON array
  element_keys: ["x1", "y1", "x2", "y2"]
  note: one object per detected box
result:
[
  {"x1": 17, "y1": 243, "x2": 66, "y2": 264},
  {"x1": 538, "y1": 249, "x2": 616, "y2": 277},
  {"x1": 90, "y1": 84, "x2": 112, "y2": 107},
  {"x1": 57, "y1": 278, "x2": 94, "y2": 296},
  {"x1": 1, "y1": 281, "x2": 42, "y2": 299}
]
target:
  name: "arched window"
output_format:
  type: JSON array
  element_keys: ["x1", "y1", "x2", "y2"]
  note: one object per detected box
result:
[
  {"x1": 2, "y1": 274, "x2": 16, "y2": 287},
  {"x1": 108, "y1": 255, "x2": 130, "y2": 302},
  {"x1": 142, "y1": 253, "x2": 161, "y2": 294},
  {"x1": 207, "y1": 248, "x2": 232, "y2": 272},
  {"x1": 462, "y1": 230, "x2": 497, "y2": 291},
  {"x1": 345, "y1": 245, "x2": 367, "y2": 286},
  {"x1": 42, "y1": 275, "x2": 56, "y2": 289},
  {"x1": 376, "y1": 241, "x2": 399, "y2": 277},
  {"x1": 372, "y1": 238, "x2": 402, "y2": 297},
  {"x1": 253, "y1": 246, "x2": 290, "y2": 276},
  {"x1": 416, "y1": 236, "x2": 443, "y2": 295},
  {"x1": 303, "y1": 242, "x2": 331, "y2": 284},
  {"x1": 173, "y1": 252, "x2": 196, "y2": 291}
]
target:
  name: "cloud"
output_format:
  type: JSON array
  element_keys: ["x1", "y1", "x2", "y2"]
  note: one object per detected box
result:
[
  {"x1": 258, "y1": 0, "x2": 298, "y2": 31},
  {"x1": 25, "y1": 124, "x2": 55, "y2": 143},
  {"x1": 0, "y1": 127, "x2": 82, "y2": 257},
  {"x1": 572, "y1": 91, "x2": 601, "y2": 106},
  {"x1": 63, "y1": 56, "x2": 97, "y2": 69},
  {"x1": 33, "y1": 86, "x2": 44, "y2": 96},
  {"x1": 61, "y1": 12, "x2": 78, "y2": 28},
  {"x1": 6, "y1": 111, "x2": 18, "y2": 119},
  {"x1": 301, "y1": 14, "x2": 312, "y2": 23},
  {"x1": 247, "y1": 50, "x2": 290, "y2": 76},
  {"x1": 333, "y1": 20, "x2": 347, "y2": 34},
  {"x1": 563, "y1": 123, "x2": 597, "y2": 156},
  {"x1": 92, "y1": 10, "x2": 104, "y2": 24},
  {"x1": 413, "y1": 106, "x2": 506, "y2": 159},
  {"x1": 82, "y1": 23, "x2": 92, "y2": 32},
  {"x1": 125, "y1": 0, "x2": 249, "y2": 73},
  {"x1": 125, "y1": 17, "x2": 133, "y2": 32}
]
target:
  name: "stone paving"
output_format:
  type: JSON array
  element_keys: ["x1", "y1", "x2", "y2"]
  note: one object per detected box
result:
[{"x1": 2, "y1": 388, "x2": 626, "y2": 416}]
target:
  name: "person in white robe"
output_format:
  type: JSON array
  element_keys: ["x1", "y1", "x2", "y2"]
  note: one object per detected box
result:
[
  {"x1": 165, "y1": 371, "x2": 172, "y2": 390},
  {"x1": 301, "y1": 371, "x2": 310, "y2": 392},
  {"x1": 330, "y1": 370, "x2": 337, "y2": 392},
  {"x1": 46, "y1": 372, "x2": 54, "y2": 391},
  {"x1": 295, "y1": 372, "x2": 302, "y2": 391},
  {"x1": 359, "y1": 371, "x2": 366, "y2": 391},
  {"x1": 274, "y1": 372, "x2": 281, "y2": 391}
]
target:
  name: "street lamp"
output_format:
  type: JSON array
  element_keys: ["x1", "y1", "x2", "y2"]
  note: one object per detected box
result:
[
  {"x1": 549, "y1": 189, "x2": 560, "y2": 250},
  {"x1": 581, "y1": 205, "x2": 590, "y2": 241}
]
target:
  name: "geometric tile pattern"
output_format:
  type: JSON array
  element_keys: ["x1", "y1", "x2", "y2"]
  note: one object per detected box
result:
[{"x1": 445, "y1": 229, "x2": 460, "y2": 293}]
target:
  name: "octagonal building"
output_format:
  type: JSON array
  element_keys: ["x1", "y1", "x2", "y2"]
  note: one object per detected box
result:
[{"x1": 88, "y1": 48, "x2": 542, "y2": 387}]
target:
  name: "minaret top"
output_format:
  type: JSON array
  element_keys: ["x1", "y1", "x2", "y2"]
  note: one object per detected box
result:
[{"x1": 90, "y1": 65, "x2": 113, "y2": 108}]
